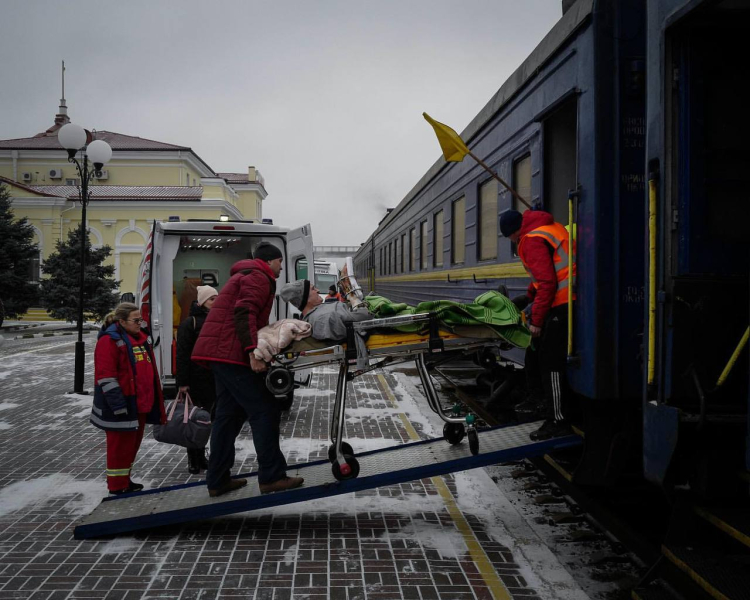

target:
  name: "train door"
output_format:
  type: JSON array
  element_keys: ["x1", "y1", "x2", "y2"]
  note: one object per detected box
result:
[{"x1": 658, "y1": 3, "x2": 750, "y2": 492}]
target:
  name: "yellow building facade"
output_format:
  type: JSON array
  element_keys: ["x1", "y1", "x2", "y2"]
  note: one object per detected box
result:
[{"x1": 0, "y1": 100, "x2": 267, "y2": 296}]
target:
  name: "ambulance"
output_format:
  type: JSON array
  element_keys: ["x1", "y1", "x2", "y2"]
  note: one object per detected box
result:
[{"x1": 136, "y1": 219, "x2": 314, "y2": 397}]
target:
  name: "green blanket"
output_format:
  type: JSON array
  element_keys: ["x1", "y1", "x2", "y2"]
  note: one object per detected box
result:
[{"x1": 364, "y1": 291, "x2": 531, "y2": 349}]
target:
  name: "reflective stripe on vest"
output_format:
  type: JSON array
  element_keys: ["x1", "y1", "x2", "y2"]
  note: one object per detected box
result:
[{"x1": 518, "y1": 222, "x2": 576, "y2": 307}]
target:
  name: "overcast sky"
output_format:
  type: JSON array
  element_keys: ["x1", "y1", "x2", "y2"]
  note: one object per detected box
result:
[{"x1": 1, "y1": 0, "x2": 561, "y2": 246}]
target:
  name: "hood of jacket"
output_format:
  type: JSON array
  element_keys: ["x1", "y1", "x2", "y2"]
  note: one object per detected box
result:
[
  {"x1": 518, "y1": 209, "x2": 555, "y2": 239},
  {"x1": 230, "y1": 258, "x2": 276, "y2": 280},
  {"x1": 188, "y1": 302, "x2": 209, "y2": 318}
]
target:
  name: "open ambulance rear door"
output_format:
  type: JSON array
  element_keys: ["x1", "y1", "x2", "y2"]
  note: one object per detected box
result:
[{"x1": 286, "y1": 224, "x2": 314, "y2": 317}]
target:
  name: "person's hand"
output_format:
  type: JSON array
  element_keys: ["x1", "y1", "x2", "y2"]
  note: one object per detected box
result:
[
  {"x1": 178, "y1": 386, "x2": 189, "y2": 393},
  {"x1": 250, "y1": 355, "x2": 268, "y2": 373},
  {"x1": 529, "y1": 324, "x2": 542, "y2": 338}
]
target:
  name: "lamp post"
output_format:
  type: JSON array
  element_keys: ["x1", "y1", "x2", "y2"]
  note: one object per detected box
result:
[{"x1": 58, "y1": 123, "x2": 112, "y2": 394}]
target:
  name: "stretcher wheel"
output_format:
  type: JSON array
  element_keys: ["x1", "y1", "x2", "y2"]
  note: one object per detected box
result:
[
  {"x1": 468, "y1": 429, "x2": 479, "y2": 456},
  {"x1": 266, "y1": 367, "x2": 294, "y2": 395},
  {"x1": 332, "y1": 455, "x2": 359, "y2": 480},
  {"x1": 328, "y1": 442, "x2": 354, "y2": 462},
  {"x1": 443, "y1": 423, "x2": 465, "y2": 445}
]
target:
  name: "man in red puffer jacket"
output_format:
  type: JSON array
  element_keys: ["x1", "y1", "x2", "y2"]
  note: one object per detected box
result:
[
  {"x1": 500, "y1": 209, "x2": 576, "y2": 442},
  {"x1": 192, "y1": 242, "x2": 304, "y2": 497}
]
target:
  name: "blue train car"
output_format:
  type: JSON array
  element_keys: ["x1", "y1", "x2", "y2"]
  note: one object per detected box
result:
[{"x1": 354, "y1": 0, "x2": 749, "y2": 494}]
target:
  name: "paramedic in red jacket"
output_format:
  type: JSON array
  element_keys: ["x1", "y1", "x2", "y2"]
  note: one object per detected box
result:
[
  {"x1": 500, "y1": 209, "x2": 576, "y2": 441},
  {"x1": 192, "y1": 242, "x2": 304, "y2": 497},
  {"x1": 93, "y1": 302, "x2": 166, "y2": 495}
]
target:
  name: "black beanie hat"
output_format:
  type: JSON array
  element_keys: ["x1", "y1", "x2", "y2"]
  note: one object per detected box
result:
[
  {"x1": 499, "y1": 210, "x2": 523, "y2": 237},
  {"x1": 253, "y1": 242, "x2": 283, "y2": 262}
]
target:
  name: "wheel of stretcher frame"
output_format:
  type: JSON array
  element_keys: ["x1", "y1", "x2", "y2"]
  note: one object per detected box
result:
[
  {"x1": 328, "y1": 441, "x2": 354, "y2": 462},
  {"x1": 443, "y1": 422, "x2": 465, "y2": 445},
  {"x1": 332, "y1": 455, "x2": 360, "y2": 480},
  {"x1": 468, "y1": 429, "x2": 479, "y2": 456},
  {"x1": 266, "y1": 367, "x2": 294, "y2": 395}
]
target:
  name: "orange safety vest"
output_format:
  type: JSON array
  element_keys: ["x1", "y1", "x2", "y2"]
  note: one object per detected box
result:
[{"x1": 517, "y1": 222, "x2": 576, "y2": 307}]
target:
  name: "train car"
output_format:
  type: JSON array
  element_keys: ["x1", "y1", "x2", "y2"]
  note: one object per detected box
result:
[{"x1": 354, "y1": 0, "x2": 749, "y2": 495}]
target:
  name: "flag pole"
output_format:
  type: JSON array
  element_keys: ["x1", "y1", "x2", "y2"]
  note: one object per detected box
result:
[{"x1": 466, "y1": 150, "x2": 532, "y2": 210}]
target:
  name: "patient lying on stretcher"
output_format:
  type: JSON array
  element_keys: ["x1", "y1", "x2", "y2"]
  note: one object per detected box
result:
[{"x1": 279, "y1": 279, "x2": 373, "y2": 341}]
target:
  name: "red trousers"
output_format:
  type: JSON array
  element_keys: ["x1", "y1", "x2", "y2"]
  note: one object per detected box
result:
[{"x1": 105, "y1": 414, "x2": 147, "y2": 492}]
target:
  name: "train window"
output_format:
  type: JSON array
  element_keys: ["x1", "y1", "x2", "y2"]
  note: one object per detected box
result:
[
  {"x1": 401, "y1": 234, "x2": 406, "y2": 272},
  {"x1": 512, "y1": 155, "x2": 533, "y2": 257},
  {"x1": 479, "y1": 179, "x2": 498, "y2": 261},
  {"x1": 543, "y1": 98, "x2": 577, "y2": 223},
  {"x1": 513, "y1": 155, "x2": 532, "y2": 213},
  {"x1": 434, "y1": 210, "x2": 444, "y2": 268},
  {"x1": 410, "y1": 228, "x2": 416, "y2": 271},
  {"x1": 379, "y1": 247, "x2": 383, "y2": 276},
  {"x1": 420, "y1": 221, "x2": 428, "y2": 270},
  {"x1": 452, "y1": 196, "x2": 466, "y2": 264}
]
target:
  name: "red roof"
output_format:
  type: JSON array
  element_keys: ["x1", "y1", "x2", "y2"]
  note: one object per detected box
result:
[
  {"x1": 216, "y1": 172, "x2": 250, "y2": 184},
  {"x1": 0, "y1": 130, "x2": 191, "y2": 151}
]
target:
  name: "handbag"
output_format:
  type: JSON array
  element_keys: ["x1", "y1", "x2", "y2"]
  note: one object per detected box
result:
[{"x1": 153, "y1": 391, "x2": 212, "y2": 449}]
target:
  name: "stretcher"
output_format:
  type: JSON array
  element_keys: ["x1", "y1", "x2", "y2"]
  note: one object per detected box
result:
[{"x1": 264, "y1": 312, "x2": 519, "y2": 480}]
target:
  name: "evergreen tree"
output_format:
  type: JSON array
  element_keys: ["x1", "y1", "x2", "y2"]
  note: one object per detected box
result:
[
  {"x1": 0, "y1": 184, "x2": 40, "y2": 318},
  {"x1": 39, "y1": 223, "x2": 120, "y2": 323}
]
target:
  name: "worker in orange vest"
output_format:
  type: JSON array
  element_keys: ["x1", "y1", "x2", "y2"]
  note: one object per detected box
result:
[{"x1": 500, "y1": 209, "x2": 576, "y2": 441}]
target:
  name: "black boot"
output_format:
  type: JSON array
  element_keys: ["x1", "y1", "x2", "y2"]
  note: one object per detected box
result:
[
  {"x1": 197, "y1": 448, "x2": 209, "y2": 471},
  {"x1": 187, "y1": 448, "x2": 200, "y2": 474}
]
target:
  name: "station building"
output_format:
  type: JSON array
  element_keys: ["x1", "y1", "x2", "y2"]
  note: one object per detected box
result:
[{"x1": 0, "y1": 97, "x2": 267, "y2": 296}]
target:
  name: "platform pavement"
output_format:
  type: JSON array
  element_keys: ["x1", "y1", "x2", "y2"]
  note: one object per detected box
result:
[{"x1": 0, "y1": 340, "x2": 587, "y2": 600}]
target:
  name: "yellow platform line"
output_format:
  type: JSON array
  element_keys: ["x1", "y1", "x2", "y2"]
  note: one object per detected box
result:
[
  {"x1": 377, "y1": 374, "x2": 511, "y2": 600},
  {"x1": 694, "y1": 506, "x2": 750, "y2": 549},
  {"x1": 662, "y1": 545, "x2": 729, "y2": 600}
]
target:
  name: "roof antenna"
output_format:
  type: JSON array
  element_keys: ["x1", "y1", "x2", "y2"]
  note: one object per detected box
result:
[{"x1": 59, "y1": 60, "x2": 68, "y2": 119}]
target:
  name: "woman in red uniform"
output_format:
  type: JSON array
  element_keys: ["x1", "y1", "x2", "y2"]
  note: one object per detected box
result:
[{"x1": 92, "y1": 302, "x2": 166, "y2": 494}]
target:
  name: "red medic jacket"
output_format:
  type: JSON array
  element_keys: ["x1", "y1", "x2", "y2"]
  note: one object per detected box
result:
[
  {"x1": 92, "y1": 324, "x2": 166, "y2": 432},
  {"x1": 192, "y1": 258, "x2": 277, "y2": 368},
  {"x1": 516, "y1": 210, "x2": 575, "y2": 326}
]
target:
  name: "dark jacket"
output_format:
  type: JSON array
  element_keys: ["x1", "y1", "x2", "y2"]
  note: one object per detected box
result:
[
  {"x1": 192, "y1": 258, "x2": 277, "y2": 367},
  {"x1": 92, "y1": 323, "x2": 166, "y2": 432},
  {"x1": 516, "y1": 210, "x2": 559, "y2": 326},
  {"x1": 175, "y1": 303, "x2": 215, "y2": 409}
]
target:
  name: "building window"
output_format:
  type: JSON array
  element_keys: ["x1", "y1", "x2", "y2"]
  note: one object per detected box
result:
[
  {"x1": 394, "y1": 237, "x2": 399, "y2": 274},
  {"x1": 479, "y1": 178, "x2": 498, "y2": 261},
  {"x1": 410, "y1": 228, "x2": 416, "y2": 271},
  {"x1": 420, "y1": 221, "x2": 428, "y2": 270},
  {"x1": 186, "y1": 173, "x2": 190, "y2": 186},
  {"x1": 28, "y1": 255, "x2": 41, "y2": 283},
  {"x1": 379, "y1": 247, "x2": 383, "y2": 275},
  {"x1": 434, "y1": 210, "x2": 444, "y2": 267},
  {"x1": 452, "y1": 196, "x2": 465, "y2": 264},
  {"x1": 388, "y1": 242, "x2": 392, "y2": 275}
]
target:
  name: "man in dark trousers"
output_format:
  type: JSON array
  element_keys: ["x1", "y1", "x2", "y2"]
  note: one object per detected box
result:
[
  {"x1": 192, "y1": 242, "x2": 304, "y2": 497},
  {"x1": 500, "y1": 209, "x2": 576, "y2": 441}
]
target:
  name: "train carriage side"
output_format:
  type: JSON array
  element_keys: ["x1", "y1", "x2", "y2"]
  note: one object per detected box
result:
[
  {"x1": 643, "y1": 0, "x2": 750, "y2": 498},
  {"x1": 356, "y1": 0, "x2": 648, "y2": 484}
]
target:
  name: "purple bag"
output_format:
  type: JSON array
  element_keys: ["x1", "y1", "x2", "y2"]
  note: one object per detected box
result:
[{"x1": 153, "y1": 391, "x2": 211, "y2": 449}]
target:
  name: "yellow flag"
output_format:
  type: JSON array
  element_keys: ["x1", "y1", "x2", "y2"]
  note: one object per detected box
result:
[{"x1": 423, "y1": 112, "x2": 470, "y2": 162}]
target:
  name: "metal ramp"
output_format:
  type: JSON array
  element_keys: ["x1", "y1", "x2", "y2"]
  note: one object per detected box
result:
[{"x1": 74, "y1": 421, "x2": 581, "y2": 539}]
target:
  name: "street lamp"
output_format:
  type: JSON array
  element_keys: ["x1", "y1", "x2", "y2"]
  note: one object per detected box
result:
[{"x1": 58, "y1": 123, "x2": 112, "y2": 394}]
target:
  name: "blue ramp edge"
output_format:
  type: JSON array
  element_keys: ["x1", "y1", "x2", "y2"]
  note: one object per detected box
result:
[{"x1": 74, "y1": 421, "x2": 581, "y2": 539}]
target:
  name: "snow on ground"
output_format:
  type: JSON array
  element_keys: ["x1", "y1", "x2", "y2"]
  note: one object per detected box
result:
[{"x1": 0, "y1": 473, "x2": 105, "y2": 518}]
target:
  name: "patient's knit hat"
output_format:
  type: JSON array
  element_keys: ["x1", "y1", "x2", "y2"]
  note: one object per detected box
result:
[
  {"x1": 196, "y1": 285, "x2": 218, "y2": 307},
  {"x1": 253, "y1": 242, "x2": 283, "y2": 262},
  {"x1": 280, "y1": 279, "x2": 311, "y2": 310}
]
